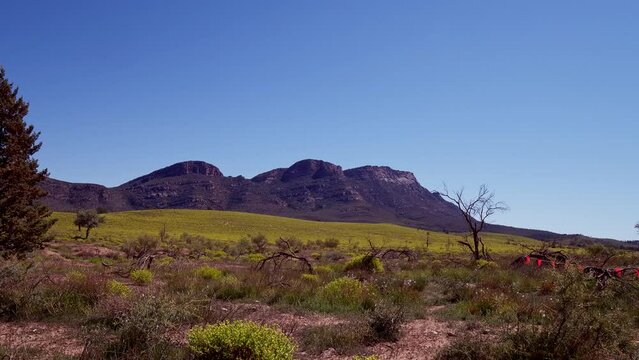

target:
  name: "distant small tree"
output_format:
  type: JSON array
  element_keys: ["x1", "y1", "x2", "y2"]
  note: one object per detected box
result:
[
  {"x1": 440, "y1": 184, "x2": 508, "y2": 260},
  {"x1": 74, "y1": 210, "x2": 105, "y2": 239},
  {"x1": 0, "y1": 67, "x2": 56, "y2": 258}
]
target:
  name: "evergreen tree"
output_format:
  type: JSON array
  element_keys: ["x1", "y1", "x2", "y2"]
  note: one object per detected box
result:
[{"x1": 0, "y1": 67, "x2": 55, "y2": 258}]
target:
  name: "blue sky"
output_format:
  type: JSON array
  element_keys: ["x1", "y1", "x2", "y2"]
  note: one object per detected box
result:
[{"x1": 3, "y1": 1, "x2": 638, "y2": 240}]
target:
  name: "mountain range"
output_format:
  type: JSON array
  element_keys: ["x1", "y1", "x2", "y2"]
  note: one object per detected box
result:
[{"x1": 41, "y1": 159, "x2": 626, "y2": 246}]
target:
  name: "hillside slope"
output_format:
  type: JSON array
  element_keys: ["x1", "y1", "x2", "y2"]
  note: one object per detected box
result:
[{"x1": 48, "y1": 209, "x2": 542, "y2": 253}]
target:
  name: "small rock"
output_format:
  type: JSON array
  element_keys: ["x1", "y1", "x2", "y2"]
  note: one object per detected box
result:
[
  {"x1": 321, "y1": 348, "x2": 338, "y2": 357},
  {"x1": 447, "y1": 331, "x2": 456, "y2": 337}
]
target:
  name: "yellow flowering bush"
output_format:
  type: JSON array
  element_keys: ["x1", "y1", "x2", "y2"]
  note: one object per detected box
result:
[{"x1": 187, "y1": 320, "x2": 295, "y2": 360}]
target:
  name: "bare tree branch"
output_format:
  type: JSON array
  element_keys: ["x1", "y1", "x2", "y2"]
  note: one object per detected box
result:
[{"x1": 440, "y1": 184, "x2": 507, "y2": 260}]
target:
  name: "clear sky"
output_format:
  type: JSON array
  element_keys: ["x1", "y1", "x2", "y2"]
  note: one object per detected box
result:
[{"x1": 3, "y1": 1, "x2": 638, "y2": 240}]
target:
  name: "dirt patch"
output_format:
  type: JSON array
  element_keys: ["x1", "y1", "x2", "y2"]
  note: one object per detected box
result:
[
  {"x1": 41, "y1": 249, "x2": 73, "y2": 264},
  {"x1": 0, "y1": 321, "x2": 85, "y2": 358},
  {"x1": 367, "y1": 317, "x2": 457, "y2": 360},
  {"x1": 71, "y1": 244, "x2": 125, "y2": 259}
]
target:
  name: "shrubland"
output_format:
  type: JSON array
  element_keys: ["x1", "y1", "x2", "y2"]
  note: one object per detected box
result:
[{"x1": 0, "y1": 210, "x2": 637, "y2": 359}]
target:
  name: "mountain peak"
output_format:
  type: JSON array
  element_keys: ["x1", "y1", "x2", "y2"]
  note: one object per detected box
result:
[
  {"x1": 344, "y1": 165, "x2": 418, "y2": 185},
  {"x1": 125, "y1": 161, "x2": 223, "y2": 185},
  {"x1": 281, "y1": 159, "x2": 344, "y2": 182}
]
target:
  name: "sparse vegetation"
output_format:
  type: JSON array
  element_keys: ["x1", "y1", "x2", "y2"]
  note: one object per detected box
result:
[{"x1": 0, "y1": 209, "x2": 636, "y2": 359}]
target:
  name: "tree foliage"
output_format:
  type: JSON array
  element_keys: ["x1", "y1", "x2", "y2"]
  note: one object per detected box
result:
[
  {"x1": 0, "y1": 67, "x2": 55, "y2": 258},
  {"x1": 74, "y1": 209, "x2": 105, "y2": 239}
]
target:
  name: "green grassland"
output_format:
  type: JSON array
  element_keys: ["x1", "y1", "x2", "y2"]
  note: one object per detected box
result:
[{"x1": 49, "y1": 209, "x2": 544, "y2": 254}]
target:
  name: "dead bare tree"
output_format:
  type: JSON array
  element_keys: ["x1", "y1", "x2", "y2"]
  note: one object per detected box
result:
[
  {"x1": 511, "y1": 244, "x2": 569, "y2": 268},
  {"x1": 440, "y1": 184, "x2": 508, "y2": 260},
  {"x1": 256, "y1": 237, "x2": 314, "y2": 274}
]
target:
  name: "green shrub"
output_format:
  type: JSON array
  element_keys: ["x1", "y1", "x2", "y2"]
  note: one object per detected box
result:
[
  {"x1": 246, "y1": 253, "x2": 266, "y2": 263},
  {"x1": 314, "y1": 277, "x2": 370, "y2": 312},
  {"x1": 496, "y1": 269, "x2": 638, "y2": 359},
  {"x1": 194, "y1": 266, "x2": 223, "y2": 280},
  {"x1": 98, "y1": 295, "x2": 185, "y2": 358},
  {"x1": 67, "y1": 270, "x2": 86, "y2": 282},
  {"x1": 315, "y1": 265, "x2": 334, "y2": 275},
  {"x1": 344, "y1": 255, "x2": 384, "y2": 273},
  {"x1": 475, "y1": 259, "x2": 498, "y2": 269},
  {"x1": 156, "y1": 256, "x2": 174, "y2": 266},
  {"x1": 214, "y1": 275, "x2": 252, "y2": 300},
  {"x1": 106, "y1": 280, "x2": 131, "y2": 298},
  {"x1": 301, "y1": 274, "x2": 320, "y2": 283},
  {"x1": 353, "y1": 356, "x2": 378, "y2": 360},
  {"x1": 24, "y1": 273, "x2": 106, "y2": 320},
  {"x1": 205, "y1": 249, "x2": 228, "y2": 259},
  {"x1": 130, "y1": 269, "x2": 153, "y2": 285},
  {"x1": 187, "y1": 320, "x2": 295, "y2": 360}
]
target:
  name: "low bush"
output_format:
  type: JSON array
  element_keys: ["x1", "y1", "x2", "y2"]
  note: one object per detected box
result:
[
  {"x1": 435, "y1": 337, "x2": 498, "y2": 360},
  {"x1": 106, "y1": 279, "x2": 131, "y2": 298},
  {"x1": 496, "y1": 269, "x2": 638, "y2": 360},
  {"x1": 344, "y1": 255, "x2": 384, "y2": 273},
  {"x1": 194, "y1": 266, "x2": 223, "y2": 280},
  {"x1": 67, "y1": 270, "x2": 86, "y2": 282},
  {"x1": 24, "y1": 272, "x2": 106, "y2": 320},
  {"x1": 245, "y1": 253, "x2": 266, "y2": 263},
  {"x1": 301, "y1": 274, "x2": 320, "y2": 283},
  {"x1": 314, "y1": 277, "x2": 371, "y2": 312},
  {"x1": 276, "y1": 237, "x2": 304, "y2": 252},
  {"x1": 130, "y1": 269, "x2": 153, "y2": 285},
  {"x1": 324, "y1": 250, "x2": 346, "y2": 262},
  {"x1": 213, "y1": 275, "x2": 252, "y2": 300},
  {"x1": 367, "y1": 300, "x2": 405, "y2": 342},
  {"x1": 250, "y1": 234, "x2": 268, "y2": 253},
  {"x1": 205, "y1": 249, "x2": 228, "y2": 259},
  {"x1": 323, "y1": 238, "x2": 340, "y2": 248},
  {"x1": 96, "y1": 295, "x2": 185, "y2": 358},
  {"x1": 156, "y1": 256, "x2": 174, "y2": 267},
  {"x1": 121, "y1": 235, "x2": 159, "y2": 258},
  {"x1": 225, "y1": 238, "x2": 252, "y2": 257},
  {"x1": 187, "y1": 320, "x2": 295, "y2": 360}
]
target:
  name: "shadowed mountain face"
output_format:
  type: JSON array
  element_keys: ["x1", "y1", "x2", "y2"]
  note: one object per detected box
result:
[{"x1": 40, "y1": 159, "x2": 610, "y2": 243}]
